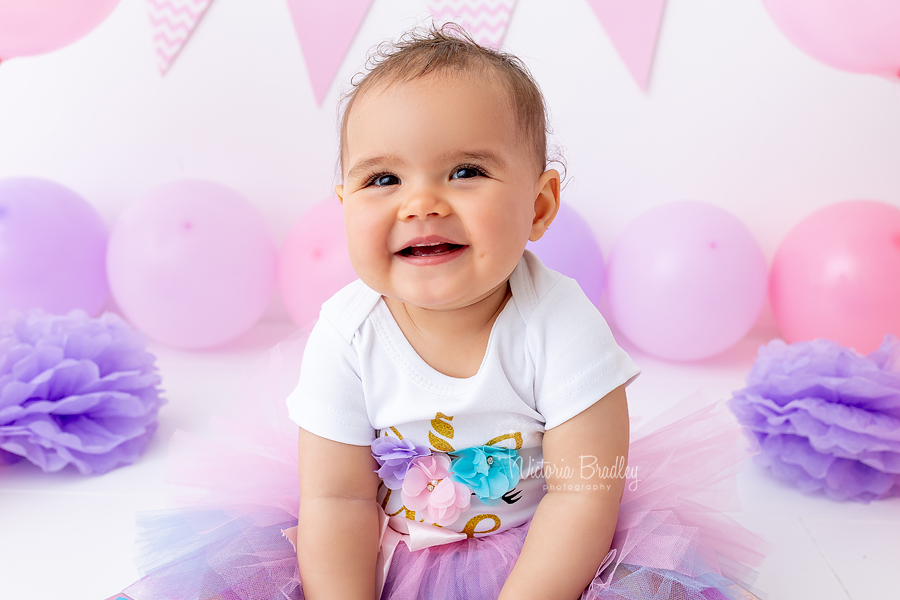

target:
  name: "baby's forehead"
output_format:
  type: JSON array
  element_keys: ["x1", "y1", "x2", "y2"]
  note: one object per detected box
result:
[{"x1": 344, "y1": 70, "x2": 521, "y2": 146}]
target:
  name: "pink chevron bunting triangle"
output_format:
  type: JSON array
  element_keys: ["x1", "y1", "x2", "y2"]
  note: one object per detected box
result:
[
  {"x1": 285, "y1": 0, "x2": 374, "y2": 105},
  {"x1": 586, "y1": 0, "x2": 668, "y2": 91},
  {"x1": 428, "y1": 0, "x2": 518, "y2": 49},
  {"x1": 147, "y1": 0, "x2": 214, "y2": 75}
]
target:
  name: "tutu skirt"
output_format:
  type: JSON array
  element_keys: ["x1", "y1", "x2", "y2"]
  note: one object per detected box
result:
[{"x1": 120, "y1": 342, "x2": 766, "y2": 600}]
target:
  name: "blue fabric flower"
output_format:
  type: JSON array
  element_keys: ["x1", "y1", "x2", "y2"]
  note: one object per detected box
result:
[
  {"x1": 449, "y1": 446, "x2": 520, "y2": 506},
  {"x1": 371, "y1": 435, "x2": 431, "y2": 490}
]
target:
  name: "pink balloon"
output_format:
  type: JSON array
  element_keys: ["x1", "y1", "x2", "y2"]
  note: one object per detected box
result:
[
  {"x1": 770, "y1": 200, "x2": 900, "y2": 354},
  {"x1": 279, "y1": 198, "x2": 357, "y2": 328},
  {"x1": 527, "y1": 203, "x2": 604, "y2": 306},
  {"x1": 107, "y1": 180, "x2": 277, "y2": 349},
  {"x1": 607, "y1": 202, "x2": 767, "y2": 361},
  {"x1": 760, "y1": 0, "x2": 900, "y2": 77},
  {"x1": 0, "y1": 178, "x2": 109, "y2": 317},
  {"x1": 0, "y1": 0, "x2": 120, "y2": 59}
]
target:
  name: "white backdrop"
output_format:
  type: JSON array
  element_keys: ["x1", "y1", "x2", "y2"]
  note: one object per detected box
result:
[
  {"x1": 3, "y1": 5, "x2": 900, "y2": 598},
  {"x1": 1, "y1": 0, "x2": 899, "y2": 323}
]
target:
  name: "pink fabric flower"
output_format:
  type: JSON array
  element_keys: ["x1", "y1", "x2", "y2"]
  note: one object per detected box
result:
[{"x1": 400, "y1": 454, "x2": 471, "y2": 526}]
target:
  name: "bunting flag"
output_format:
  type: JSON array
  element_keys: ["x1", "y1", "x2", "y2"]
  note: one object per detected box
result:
[
  {"x1": 285, "y1": 0, "x2": 374, "y2": 105},
  {"x1": 585, "y1": 0, "x2": 668, "y2": 91},
  {"x1": 147, "y1": 0, "x2": 214, "y2": 75},
  {"x1": 428, "y1": 0, "x2": 518, "y2": 49}
]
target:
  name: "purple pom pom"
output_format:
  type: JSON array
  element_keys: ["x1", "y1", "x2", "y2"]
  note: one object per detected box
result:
[
  {"x1": 729, "y1": 336, "x2": 900, "y2": 502},
  {"x1": 0, "y1": 311, "x2": 165, "y2": 475}
]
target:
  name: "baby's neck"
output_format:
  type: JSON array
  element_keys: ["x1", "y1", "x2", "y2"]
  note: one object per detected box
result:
[{"x1": 384, "y1": 281, "x2": 511, "y2": 378}]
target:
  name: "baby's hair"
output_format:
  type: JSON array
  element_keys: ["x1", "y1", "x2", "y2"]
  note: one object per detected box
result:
[{"x1": 338, "y1": 23, "x2": 553, "y2": 178}]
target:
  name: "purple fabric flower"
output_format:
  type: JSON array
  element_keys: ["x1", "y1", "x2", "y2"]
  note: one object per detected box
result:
[
  {"x1": 729, "y1": 336, "x2": 900, "y2": 502},
  {"x1": 371, "y1": 436, "x2": 431, "y2": 489},
  {"x1": 0, "y1": 310, "x2": 165, "y2": 475}
]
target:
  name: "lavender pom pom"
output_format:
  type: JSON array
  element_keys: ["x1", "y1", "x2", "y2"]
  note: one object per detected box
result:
[
  {"x1": 0, "y1": 311, "x2": 165, "y2": 475},
  {"x1": 729, "y1": 336, "x2": 900, "y2": 502}
]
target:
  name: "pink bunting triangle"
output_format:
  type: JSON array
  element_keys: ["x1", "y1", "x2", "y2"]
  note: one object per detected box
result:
[
  {"x1": 147, "y1": 0, "x2": 214, "y2": 75},
  {"x1": 428, "y1": 0, "x2": 518, "y2": 49},
  {"x1": 285, "y1": 0, "x2": 374, "y2": 105},
  {"x1": 585, "y1": 0, "x2": 668, "y2": 91}
]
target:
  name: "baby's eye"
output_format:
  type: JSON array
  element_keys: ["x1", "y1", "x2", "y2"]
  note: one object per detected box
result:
[
  {"x1": 367, "y1": 173, "x2": 399, "y2": 187},
  {"x1": 450, "y1": 166, "x2": 483, "y2": 180}
]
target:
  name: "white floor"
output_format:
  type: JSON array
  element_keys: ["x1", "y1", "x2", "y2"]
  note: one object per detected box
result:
[{"x1": 1, "y1": 321, "x2": 897, "y2": 600}]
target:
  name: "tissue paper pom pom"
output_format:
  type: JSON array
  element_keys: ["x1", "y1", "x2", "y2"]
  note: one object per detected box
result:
[
  {"x1": 0, "y1": 311, "x2": 164, "y2": 475},
  {"x1": 729, "y1": 336, "x2": 900, "y2": 502}
]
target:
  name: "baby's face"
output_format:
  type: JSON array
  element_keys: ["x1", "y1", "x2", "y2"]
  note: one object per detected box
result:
[{"x1": 337, "y1": 73, "x2": 555, "y2": 311}]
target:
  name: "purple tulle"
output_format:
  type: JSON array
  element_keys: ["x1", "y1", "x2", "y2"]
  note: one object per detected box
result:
[
  {"x1": 729, "y1": 335, "x2": 900, "y2": 502},
  {"x1": 0, "y1": 310, "x2": 164, "y2": 475},
  {"x1": 121, "y1": 335, "x2": 764, "y2": 600},
  {"x1": 123, "y1": 397, "x2": 765, "y2": 600}
]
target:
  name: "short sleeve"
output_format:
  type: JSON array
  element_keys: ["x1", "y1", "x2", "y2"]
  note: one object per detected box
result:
[
  {"x1": 528, "y1": 277, "x2": 640, "y2": 429},
  {"x1": 286, "y1": 317, "x2": 375, "y2": 446}
]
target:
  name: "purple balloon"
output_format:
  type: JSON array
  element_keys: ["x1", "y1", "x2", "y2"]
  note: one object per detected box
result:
[
  {"x1": 0, "y1": 178, "x2": 109, "y2": 318},
  {"x1": 607, "y1": 201, "x2": 767, "y2": 361},
  {"x1": 527, "y1": 203, "x2": 604, "y2": 306},
  {"x1": 107, "y1": 180, "x2": 277, "y2": 349}
]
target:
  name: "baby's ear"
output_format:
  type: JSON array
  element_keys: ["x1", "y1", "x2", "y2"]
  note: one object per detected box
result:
[
  {"x1": 529, "y1": 169, "x2": 561, "y2": 242},
  {"x1": 335, "y1": 185, "x2": 344, "y2": 204}
]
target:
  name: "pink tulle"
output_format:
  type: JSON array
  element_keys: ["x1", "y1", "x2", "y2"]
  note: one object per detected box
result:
[{"x1": 123, "y1": 336, "x2": 765, "y2": 600}]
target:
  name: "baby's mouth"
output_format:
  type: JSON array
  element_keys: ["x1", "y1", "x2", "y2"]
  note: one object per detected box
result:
[{"x1": 398, "y1": 243, "x2": 465, "y2": 257}]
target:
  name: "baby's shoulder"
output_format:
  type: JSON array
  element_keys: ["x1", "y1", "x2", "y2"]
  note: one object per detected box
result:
[
  {"x1": 514, "y1": 251, "x2": 590, "y2": 320},
  {"x1": 318, "y1": 279, "x2": 381, "y2": 343}
]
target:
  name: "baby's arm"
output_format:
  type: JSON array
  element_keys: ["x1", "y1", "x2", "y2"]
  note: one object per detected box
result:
[
  {"x1": 297, "y1": 427, "x2": 381, "y2": 600},
  {"x1": 498, "y1": 384, "x2": 629, "y2": 600}
]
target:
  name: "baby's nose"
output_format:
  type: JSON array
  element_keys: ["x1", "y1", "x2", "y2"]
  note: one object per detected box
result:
[{"x1": 399, "y1": 189, "x2": 450, "y2": 220}]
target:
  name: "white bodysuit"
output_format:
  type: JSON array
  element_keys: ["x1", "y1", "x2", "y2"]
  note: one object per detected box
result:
[{"x1": 287, "y1": 250, "x2": 640, "y2": 538}]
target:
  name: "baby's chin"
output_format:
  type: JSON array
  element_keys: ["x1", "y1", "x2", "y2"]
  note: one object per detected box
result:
[{"x1": 382, "y1": 280, "x2": 511, "y2": 314}]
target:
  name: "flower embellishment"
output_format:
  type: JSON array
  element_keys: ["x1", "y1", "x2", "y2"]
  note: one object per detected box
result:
[
  {"x1": 371, "y1": 436, "x2": 431, "y2": 490},
  {"x1": 449, "y1": 446, "x2": 521, "y2": 506},
  {"x1": 401, "y1": 454, "x2": 471, "y2": 526},
  {"x1": 371, "y1": 433, "x2": 524, "y2": 524}
]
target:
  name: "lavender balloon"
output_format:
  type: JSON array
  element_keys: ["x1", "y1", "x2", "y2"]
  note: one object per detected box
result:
[
  {"x1": 527, "y1": 203, "x2": 604, "y2": 306},
  {"x1": 607, "y1": 202, "x2": 767, "y2": 361},
  {"x1": 0, "y1": 178, "x2": 109, "y2": 319},
  {"x1": 107, "y1": 180, "x2": 277, "y2": 349}
]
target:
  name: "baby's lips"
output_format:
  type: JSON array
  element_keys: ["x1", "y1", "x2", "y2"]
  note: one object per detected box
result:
[{"x1": 395, "y1": 234, "x2": 464, "y2": 252}]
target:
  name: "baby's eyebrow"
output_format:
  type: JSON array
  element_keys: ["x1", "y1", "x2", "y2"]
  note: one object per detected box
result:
[
  {"x1": 346, "y1": 154, "x2": 402, "y2": 181},
  {"x1": 441, "y1": 150, "x2": 507, "y2": 170}
]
